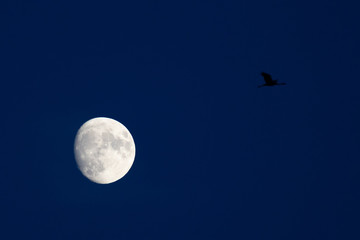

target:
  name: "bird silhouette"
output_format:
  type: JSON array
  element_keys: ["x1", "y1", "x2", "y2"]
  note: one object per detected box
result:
[{"x1": 258, "y1": 72, "x2": 286, "y2": 88}]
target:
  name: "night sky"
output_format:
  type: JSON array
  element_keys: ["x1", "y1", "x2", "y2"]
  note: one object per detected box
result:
[{"x1": 2, "y1": 0, "x2": 360, "y2": 239}]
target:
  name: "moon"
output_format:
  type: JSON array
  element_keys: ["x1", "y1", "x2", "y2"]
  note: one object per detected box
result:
[{"x1": 74, "y1": 117, "x2": 136, "y2": 184}]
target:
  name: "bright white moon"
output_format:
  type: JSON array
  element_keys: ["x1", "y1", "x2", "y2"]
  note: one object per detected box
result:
[{"x1": 74, "y1": 117, "x2": 135, "y2": 184}]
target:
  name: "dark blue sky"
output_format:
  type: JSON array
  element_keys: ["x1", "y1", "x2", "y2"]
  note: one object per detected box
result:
[{"x1": 2, "y1": 0, "x2": 360, "y2": 239}]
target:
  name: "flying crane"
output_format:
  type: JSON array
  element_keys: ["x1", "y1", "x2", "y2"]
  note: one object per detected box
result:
[{"x1": 258, "y1": 72, "x2": 286, "y2": 88}]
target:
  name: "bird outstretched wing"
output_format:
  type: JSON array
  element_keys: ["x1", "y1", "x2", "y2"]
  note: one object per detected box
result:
[{"x1": 261, "y1": 72, "x2": 273, "y2": 84}]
